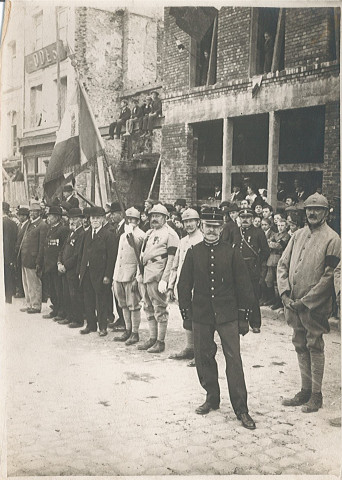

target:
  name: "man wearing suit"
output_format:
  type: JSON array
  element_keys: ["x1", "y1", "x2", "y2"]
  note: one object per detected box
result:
[
  {"x1": 124, "y1": 99, "x2": 143, "y2": 136},
  {"x1": 2, "y1": 202, "x2": 18, "y2": 304},
  {"x1": 230, "y1": 185, "x2": 245, "y2": 204},
  {"x1": 78, "y1": 206, "x2": 118, "y2": 336},
  {"x1": 58, "y1": 208, "x2": 85, "y2": 328},
  {"x1": 42, "y1": 206, "x2": 69, "y2": 321},
  {"x1": 144, "y1": 91, "x2": 162, "y2": 137},
  {"x1": 62, "y1": 185, "x2": 79, "y2": 208},
  {"x1": 109, "y1": 100, "x2": 131, "y2": 139},
  {"x1": 14, "y1": 206, "x2": 30, "y2": 298},
  {"x1": 20, "y1": 203, "x2": 48, "y2": 313},
  {"x1": 113, "y1": 207, "x2": 146, "y2": 345}
]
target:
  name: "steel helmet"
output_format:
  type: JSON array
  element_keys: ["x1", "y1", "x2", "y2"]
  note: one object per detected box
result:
[
  {"x1": 181, "y1": 208, "x2": 200, "y2": 221},
  {"x1": 125, "y1": 207, "x2": 141, "y2": 219},
  {"x1": 303, "y1": 193, "x2": 329, "y2": 209},
  {"x1": 148, "y1": 204, "x2": 169, "y2": 216}
]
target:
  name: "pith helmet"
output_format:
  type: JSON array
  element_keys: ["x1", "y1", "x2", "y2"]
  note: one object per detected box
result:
[
  {"x1": 303, "y1": 193, "x2": 329, "y2": 209},
  {"x1": 125, "y1": 207, "x2": 140, "y2": 219},
  {"x1": 149, "y1": 204, "x2": 169, "y2": 216},
  {"x1": 181, "y1": 208, "x2": 200, "y2": 221}
]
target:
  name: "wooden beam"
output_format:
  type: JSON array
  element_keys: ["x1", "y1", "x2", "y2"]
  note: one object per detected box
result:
[
  {"x1": 249, "y1": 8, "x2": 259, "y2": 77},
  {"x1": 198, "y1": 163, "x2": 323, "y2": 175},
  {"x1": 271, "y1": 9, "x2": 285, "y2": 73},
  {"x1": 189, "y1": 37, "x2": 197, "y2": 88},
  {"x1": 334, "y1": 7, "x2": 340, "y2": 62},
  {"x1": 207, "y1": 15, "x2": 217, "y2": 86},
  {"x1": 267, "y1": 111, "x2": 280, "y2": 209},
  {"x1": 222, "y1": 118, "x2": 233, "y2": 201},
  {"x1": 148, "y1": 156, "x2": 161, "y2": 198},
  {"x1": 96, "y1": 156, "x2": 108, "y2": 207}
]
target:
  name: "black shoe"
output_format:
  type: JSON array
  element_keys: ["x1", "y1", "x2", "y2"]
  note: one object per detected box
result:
[
  {"x1": 99, "y1": 330, "x2": 108, "y2": 337},
  {"x1": 68, "y1": 322, "x2": 84, "y2": 328},
  {"x1": 169, "y1": 348, "x2": 194, "y2": 360},
  {"x1": 27, "y1": 308, "x2": 41, "y2": 314},
  {"x1": 58, "y1": 319, "x2": 71, "y2": 325},
  {"x1": 14, "y1": 293, "x2": 25, "y2": 298},
  {"x1": 147, "y1": 340, "x2": 165, "y2": 353},
  {"x1": 252, "y1": 327, "x2": 260, "y2": 334},
  {"x1": 113, "y1": 330, "x2": 131, "y2": 342},
  {"x1": 137, "y1": 338, "x2": 157, "y2": 350},
  {"x1": 195, "y1": 401, "x2": 220, "y2": 415},
  {"x1": 125, "y1": 332, "x2": 139, "y2": 346},
  {"x1": 20, "y1": 307, "x2": 28, "y2": 312},
  {"x1": 282, "y1": 389, "x2": 312, "y2": 407},
  {"x1": 237, "y1": 412, "x2": 256, "y2": 430},
  {"x1": 302, "y1": 392, "x2": 323, "y2": 413},
  {"x1": 80, "y1": 327, "x2": 97, "y2": 334},
  {"x1": 42, "y1": 312, "x2": 56, "y2": 319},
  {"x1": 54, "y1": 315, "x2": 65, "y2": 321}
]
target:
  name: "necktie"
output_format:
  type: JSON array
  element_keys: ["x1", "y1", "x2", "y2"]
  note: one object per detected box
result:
[{"x1": 92, "y1": 229, "x2": 97, "y2": 239}]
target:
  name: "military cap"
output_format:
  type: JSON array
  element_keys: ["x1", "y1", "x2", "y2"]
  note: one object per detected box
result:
[
  {"x1": 228, "y1": 203, "x2": 239, "y2": 213},
  {"x1": 149, "y1": 204, "x2": 169, "y2": 216},
  {"x1": 18, "y1": 207, "x2": 30, "y2": 216},
  {"x1": 304, "y1": 193, "x2": 329, "y2": 209},
  {"x1": 201, "y1": 207, "x2": 224, "y2": 224},
  {"x1": 125, "y1": 207, "x2": 140, "y2": 219},
  {"x1": 151, "y1": 90, "x2": 159, "y2": 96},
  {"x1": 47, "y1": 206, "x2": 62, "y2": 216},
  {"x1": 2, "y1": 201, "x2": 10, "y2": 213},
  {"x1": 89, "y1": 206, "x2": 106, "y2": 217},
  {"x1": 219, "y1": 201, "x2": 231, "y2": 211},
  {"x1": 68, "y1": 208, "x2": 84, "y2": 218},
  {"x1": 60, "y1": 201, "x2": 72, "y2": 212},
  {"x1": 239, "y1": 208, "x2": 254, "y2": 217},
  {"x1": 181, "y1": 208, "x2": 200, "y2": 221},
  {"x1": 83, "y1": 207, "x2": 91, "y2": 218},
  {"x1": 63, "y1": 184, "x2": 73, "y2": 192},
  {"x1": 175, "y1": 198, "x2": 186, "y2": 207},
  {"x1": 29, "y1": 202, "x2": 41, "y2": 211}
]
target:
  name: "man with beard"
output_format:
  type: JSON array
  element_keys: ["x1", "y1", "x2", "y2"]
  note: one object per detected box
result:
[
  {"x1": 168, "y1": 208, "x2": 203, "y2": 362},
  {"x1": 231, "y1": 208, "x2": 270, "y2": 333},
  {"x1": 277, "y1": 193, "x2": 340, "y2": 413},
  {"x1": 177, "y1": 207, "x2": 256, "y2": 429},
  {"x1": 139, "y1": 204, "x2": 179, "y2": 353}
]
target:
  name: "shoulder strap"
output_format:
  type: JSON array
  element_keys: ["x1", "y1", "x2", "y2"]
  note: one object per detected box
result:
[{"x1": 240, "y1": 228, "x2": 259, "y2": 257}]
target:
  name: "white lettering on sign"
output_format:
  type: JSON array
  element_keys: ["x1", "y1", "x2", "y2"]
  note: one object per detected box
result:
[{"x1": 25, "y1": 42, "x2": 66, "y2": 73}]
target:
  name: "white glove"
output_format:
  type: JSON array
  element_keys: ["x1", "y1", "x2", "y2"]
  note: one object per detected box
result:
[{"x1": 158, "y1": 280, "x2": 167, "y2": 294}]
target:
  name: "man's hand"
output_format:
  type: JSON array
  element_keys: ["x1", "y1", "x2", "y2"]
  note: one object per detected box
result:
[
  {"x1": 103, "y1": 276, "x2": 111, "y2": 285},
  {"x1": 167, "y1": 289, "x2": 175, "y2": 302},
  {"x1": 131, "y1": 278, "x2": 138, "y2": 293},
  {"x1": 290, "y1": 299, "x2": 306, "y2": 313},
  {"x1": 281, "y1": 293, "x2": 294, "y2": 310},
  {"x1": 158, "y1": 280, "x2": 167, "y2": 294}
]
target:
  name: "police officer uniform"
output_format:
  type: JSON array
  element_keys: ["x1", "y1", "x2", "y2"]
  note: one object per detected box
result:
[
  {"x1": 139, "y1": 204, "x2": 179, "y2": 353},
  {"x1": 231, "y1": 209, "x2": 270, "y2": 332},
  {"x1": 42, "y1": 206, "x2": 69, "y2": 320},
  {"x1": 177, "y1": 208, "x2": 256, "y2": 429},
  {"x1": 58, "y1": 208, "x2": 85, "y2": 328},
  {"x1": 113, "y1": 207, "x2": 146, "y2": 345}
]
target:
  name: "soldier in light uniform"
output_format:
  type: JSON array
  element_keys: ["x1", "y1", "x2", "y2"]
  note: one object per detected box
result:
[
  {"x1": 177, "y1": 208, "x2": 256, "y2": 429},
  {"x1": 138, "y1": 204, "x2": 179, "y2": 353},
  {"x1": 231, "y1": 208, "x2": 270, "y2": 333},
  {"x1": 113, "y1": 207, "x2": 146, "y2": 345},
  {"x1": 168, "y1": 208, "x2": 203, "y2": 361},
  {"x1": 277, "y1": 193, "x2": 341, "y2": 413}
]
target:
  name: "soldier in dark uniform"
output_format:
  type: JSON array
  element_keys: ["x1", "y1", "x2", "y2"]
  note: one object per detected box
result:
[
  {"x1": 221, "y1": 203, "x2": 239, "y2": 244},
  {"x1": 2, "y1": 202, "x2": 18, "y2": 304},
  {"x1": 178, "y1": 207, "x2": 256, "y2": 429},
  {"x1": 78, "y1": 206, "x2": 118, "y2": 336},
  {"x1": 231, "y1": 208, "x2": 270, "y2": 333},
  {"x1": 14, "y1": 206, "x2": 30, "y2": 298},
  {"x1": 57, "y1": 208, "x2": 85, "y2": 328},
  {"x1": 42, "y1": 206, "x2": 69, "y2": 321}
]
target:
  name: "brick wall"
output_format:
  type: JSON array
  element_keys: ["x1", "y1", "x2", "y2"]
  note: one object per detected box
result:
[
  {"x1": 216, "y1": 7, "x2": 251, "y2": 82},
  {"x1": 322, "y1": 102, "x2": 340, "y2": 201},
  {"x1": 285, "y1": 8, "x2": 336, "y2": 68},
  {"x1": 159, "y1": 123, "x2": 196, "y2": 203}
]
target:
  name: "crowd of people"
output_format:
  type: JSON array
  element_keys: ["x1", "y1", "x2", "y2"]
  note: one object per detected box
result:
[
  {"x1": 108, "y1": 91, "x2": 162, "y2": 140},
  {"x1": 2, "y1": 183, "x2": 341, "y2": 429}
]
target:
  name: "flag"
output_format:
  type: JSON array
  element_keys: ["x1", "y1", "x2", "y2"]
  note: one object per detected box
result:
[
  {"x1": 169, "y1": 7, "x2": 218, "y2": 43},
  {"x1": 43, "y1": 80, "x2": 103, "y2": 200}
]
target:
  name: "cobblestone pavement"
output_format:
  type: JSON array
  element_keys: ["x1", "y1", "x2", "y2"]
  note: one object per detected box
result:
[{"x1": 5, "y1": 299, "x2": 341, "y2": 477}]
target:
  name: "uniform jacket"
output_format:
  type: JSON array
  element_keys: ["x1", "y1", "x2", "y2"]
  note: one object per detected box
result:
[
  {"x1": 277, "y1": 223, "x2": 340, "y2": 315},
  {"x1": 58, "y1": 226, "x2": 85, "y2": 277},
  {"x1": 168, "y1": 229, "x2": 203, "y2": 291},
  {"x1": 3, "y1": 216, "x2": 18, "y2": 266},
  {"x1": 141, "y1": 224, "x2": 179, "y2": 284},
  {"x1": 222, "y1": 219, "x2": 239, "y2": 245},
  {"x1": 119, "y1": 106, "x2": 131, "y2": 122},
  {"x1": 43, "y1": 222, "x2": 69, "y2": 273},
  {"x1": 79, "y1": 226, "x2": 118, "y2": 292},
  {"x1": 113, "y1": 226, "x2": 146, "y2": 282},
  {"x1": 151, "y1": 98, "x2": 162, "y2": 116},
  {"x1": 21, "y1": 218, "x2": 48, "y2": 269},
  {"x1": 142, "y1": 102, "x2": 152, "y2": 116},
  {"x1": 267, "y1": 230, "x2": 291, "y2": 267},
  {"x1": 178, "y1": 239, "x2": 255, "y2": 325},
  {"x1": 231, "y1": 225, "x2": 270, "y2": 281},
  {"x1": 131, "y1": 106, "x2": 143, "y2": 119}
]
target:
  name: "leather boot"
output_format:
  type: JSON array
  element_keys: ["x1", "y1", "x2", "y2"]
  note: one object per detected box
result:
[
  {"x1": 302, "y1": 392, "x2": 323, "y2": 413},
  {"x1": 125, "y1": 332, "x2": 139, "y2": 346},
  {"x1": 113, "y1": 330, "x2": 131, "y2": 342},
  {"x1": 137, "y1": 338, "x2": 157, "y2": 350},
  {"x1": 147, "y1": 340, "x2": 165, "y2": 353},
  {"x1": 282, "y1": 389, "x2": 311, "y2": 406},
  {"x1": 169, "y1": 347, "x2": 194, "y2": 360}
]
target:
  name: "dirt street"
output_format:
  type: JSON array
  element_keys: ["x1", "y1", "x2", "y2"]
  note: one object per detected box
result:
[{"x1": 5, "y1": 299, "x2": 341, "y2": 476}]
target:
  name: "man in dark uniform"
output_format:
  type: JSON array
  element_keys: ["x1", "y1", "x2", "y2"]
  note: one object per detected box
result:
[
  {"x1": 14, "y1": 206, "x2": 30, "y2": 298},
  {"x1": 221, "y1": 203, "x2": 239, "y2": 244},
  {"x1": 58, "y1": 208, "x2": 85, "y2": 328},
  {"x1": 42, "y1": 206, "x2": 69, "y2": 321},
  {"x1": 78, "y1": 206, "x2": 118, "y2": 336},
  {"x1": 2, "y1": 202, "x2": 18, "y2": 304},
  {"x1": 231, "y1": 208, "x2": 270, "y2": 333},
  {"x1": 178, "y1": 207, "x2": 256, "y2": 429}
]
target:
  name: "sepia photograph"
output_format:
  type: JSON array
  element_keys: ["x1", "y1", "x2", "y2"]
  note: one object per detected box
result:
[{"x1": 0, "y1": 0, "x2": 340, "y2": 477}]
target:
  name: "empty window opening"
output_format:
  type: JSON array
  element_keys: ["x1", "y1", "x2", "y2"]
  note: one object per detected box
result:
[
  {"x1": 193, "y1": 120, "x2": 223, "y2": 166},
  {"x1": 197, "y1": 173, "x2": 222, "y2": 201},
  {"x1": 233, "y1": 114, "x2": 269, "y2": 166}
]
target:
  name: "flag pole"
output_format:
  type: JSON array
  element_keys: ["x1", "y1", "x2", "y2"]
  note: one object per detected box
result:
[{"x1": 55, "y1": 8, "x2": 62, "y2": 126}]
